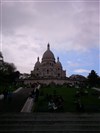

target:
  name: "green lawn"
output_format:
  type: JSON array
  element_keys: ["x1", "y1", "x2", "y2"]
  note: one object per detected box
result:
[{"x1": 34, "y1": 85, "x2": 100, "y2": 112}]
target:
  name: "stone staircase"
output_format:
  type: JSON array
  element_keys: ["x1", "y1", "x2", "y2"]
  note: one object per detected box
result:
[{"x1": 0, "y1": 113, "x2": 100, "y2": 133}]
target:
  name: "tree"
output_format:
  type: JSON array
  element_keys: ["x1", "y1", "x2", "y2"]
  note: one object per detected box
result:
[
  {"x1": 11, "y1": 71, "x2": 20, "y2": 82},
  {"x1": 0, "y1": 52, "x2": 20, "y2": 89},
  {"x1": 0, "y1": 52, "x2": 21, "y2": 93},
  {"x1": 87, "y1": 70, "x2": 99, "y2": 87},
  {"x1": 0, "y1": 51, "x2": 3, "y2": 59},
  {"x1": 0, "y1": 62, "x2": 17, "y2": 86},
  {"x1": 0, "y1": 51, "x2": 3, "y2": 67},
  {"x1": 3, "y1": 62, "x2": 16, "y2": 74}
]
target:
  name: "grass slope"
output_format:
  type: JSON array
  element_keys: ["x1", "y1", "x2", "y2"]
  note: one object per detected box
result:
[{"x1": 34, "y1": 85, "x2": 100, "y2": 112}]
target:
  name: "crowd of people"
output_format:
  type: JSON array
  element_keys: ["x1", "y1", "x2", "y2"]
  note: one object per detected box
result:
[
  {"x1": 47, "y1": 94, "x2": 64, "y2": 111},
  {"x1": 2, "y1": 82, "x2": 86, "y2": 113},
  {"x1": 29, "y1": 83, "x2": 64, "y2": 112},
  {"x1": 74, "y1": 90, "x2": 85, "y2": 112},
  {"x1": 29, "y1": 83, "x2": 41, "y2": 102}
]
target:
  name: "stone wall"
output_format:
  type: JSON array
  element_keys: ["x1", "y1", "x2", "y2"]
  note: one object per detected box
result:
[{"x1": 24, "y1": 79, "x2": 71, "y2": 85}]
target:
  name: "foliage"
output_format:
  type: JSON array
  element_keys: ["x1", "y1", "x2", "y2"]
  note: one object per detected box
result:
[
  {"x1": 0, "y1": 52, "x2": 20, "y2": 91},
  {"x1": 0, "y1": 51, "x2": 3, "y2": 59},
  {"x1": 87, "y1": 70, "x2": 100, "y2": 87}
]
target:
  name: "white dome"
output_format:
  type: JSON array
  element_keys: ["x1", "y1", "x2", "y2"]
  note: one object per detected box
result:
[
  {"x1": 56, "y1": 57, "x2": 62, "y2": 68},
  {"x1": 42, "y1": 44, "x2": 55, "y2": 62}
]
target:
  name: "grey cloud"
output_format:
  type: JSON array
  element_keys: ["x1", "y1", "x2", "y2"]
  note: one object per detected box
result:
[
  {"x1": 1, "y1": 1, "x2": 99, "y2": 73},
  {"x1": 2, "y1": 2, "x2": 36, "y2": 35},
  {"x1": 74, "y1": 69, "x2": 90, "y2": 74}
]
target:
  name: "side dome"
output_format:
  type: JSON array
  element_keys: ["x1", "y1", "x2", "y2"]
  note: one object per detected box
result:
[
  {"x1": 42, "y1": 44, "x2": 55, "y2": 62},
  {"x1": 56, "y1": 57, "x2": 62, "y2": 68},
  {"x1": 34, "y1": 57, "x2": 41, "y2": 68}
]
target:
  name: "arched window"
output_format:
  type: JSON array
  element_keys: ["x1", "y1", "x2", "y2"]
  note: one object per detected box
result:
[
  {"x1": 58, "y1": 68, "x2": 60, "y2": 70},
  {"x1": 58, "y1": 73, "x2": 60, "y2": 76},
  {"x1": 47, "y1": 69, "x2": 49, "y2": 74}
]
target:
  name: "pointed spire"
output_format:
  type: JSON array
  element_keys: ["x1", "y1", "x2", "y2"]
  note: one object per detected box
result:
[
  {"x1": 57, "y1": 57, "x2": 59, "y2": 62},
  {"x1": 47, "y1": 43, "x2": 50, "y2": 50}
]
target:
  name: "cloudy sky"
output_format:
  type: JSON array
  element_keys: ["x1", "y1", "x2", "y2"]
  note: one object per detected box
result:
[{"x1": 0, "y1": 0, "x2": 99, "y2": 77}]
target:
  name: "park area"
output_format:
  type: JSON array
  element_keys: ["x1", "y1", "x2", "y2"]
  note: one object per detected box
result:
[{"x1": 34, "y1": 85, "x2": 100, "y2": 113}]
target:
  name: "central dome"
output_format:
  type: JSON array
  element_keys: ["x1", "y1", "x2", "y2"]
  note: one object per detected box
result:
[{"x1": 42, "y1": 44, "x2": 55, "y2": 62}]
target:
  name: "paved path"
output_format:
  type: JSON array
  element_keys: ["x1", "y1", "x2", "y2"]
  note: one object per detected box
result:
[
  {"x1": 21, "y1": 97, "x2": 34, "y2": 113},
  {"x1": 0, "y1": 87, "x2": 34, "y2": 113},
  {"x1": 0, "y1": 94, "x2": 4, "y2": 100},
  {"x1": 0, "y1": 87, "x2": 23, "y2": 100},
  {"x1": 92, "y1": 87, "x2": 100, "y2": 92}
]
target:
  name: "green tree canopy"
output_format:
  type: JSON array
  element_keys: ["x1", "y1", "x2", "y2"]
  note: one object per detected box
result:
[
  {"x1": 87, "y1": 70, "x2": 99, "y2": 87},
  {"x1": 0, "y1": 52, "x2": 20, "y2": 88},
  {"x1": 3, "y1": 62, "x2": 16, "y2": 74}
]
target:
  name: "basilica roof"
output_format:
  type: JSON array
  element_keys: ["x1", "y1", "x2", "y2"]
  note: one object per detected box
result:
[
  {"x1": 32, "y1": 44, "x2": 66, "y2": 79},
  {"x1": 42, "y1": 44, "x2": 55, "y2": 62}
]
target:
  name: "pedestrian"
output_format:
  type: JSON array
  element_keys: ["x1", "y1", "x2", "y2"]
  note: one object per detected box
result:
[{"x1": 3, "y1": 89, "x2": 8, "y2": 101}]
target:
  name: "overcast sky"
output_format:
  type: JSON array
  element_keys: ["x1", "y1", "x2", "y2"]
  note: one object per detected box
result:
[{"x1": 0, "y1": 0, "x2": 99, "y2": 77}]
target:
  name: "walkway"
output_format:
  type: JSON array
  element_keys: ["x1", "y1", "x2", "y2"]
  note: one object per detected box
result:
[
  {"x1": 0, "y1": 87, "x2": 34, "y2": 113},
  {"x1": 92, "y1": 87, "x2": 100, "y2": 92}
]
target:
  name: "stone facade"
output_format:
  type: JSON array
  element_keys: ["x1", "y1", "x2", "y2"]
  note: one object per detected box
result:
[
  {"x1": 24, "y1": 44, "x2": 86, "y2": 86},
  {"x1": 31, "y1": 44, "x2": 66, "y2": 79},
  {"x1": 24, "y1": 79, "x2": 69, "y2": 85}
]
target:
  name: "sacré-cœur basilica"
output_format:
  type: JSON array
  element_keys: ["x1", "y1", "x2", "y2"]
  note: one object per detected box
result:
[
  {"x1": 31, "y1": 43, "x2": 66, "y2": 79},
  {"x1": 24, "y1": 44, "x2": 85, "y2": 85}
]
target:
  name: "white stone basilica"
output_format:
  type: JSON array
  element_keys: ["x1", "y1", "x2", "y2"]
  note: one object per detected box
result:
[
  {"x1": 24, "y1": 44, "x2": 85, "y2": 85},
  {"x1": 31, "y1": 44, "x2": 66, "y2": 79}
]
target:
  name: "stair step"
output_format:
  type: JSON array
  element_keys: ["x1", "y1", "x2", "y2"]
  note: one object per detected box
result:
[
  {"x1": 0, "y1": 125, "x2": 100, "y2": 130},
  {"x1": 0, "y1": 123, "x2": 99, "y2": 126},
  {"x1": 0, "y1": 120, "x2": 99, "y2": 124},
  {"x1": 0, "y1": 118, "x2": 100, "y2": 121},
  {"x1": 0, "y1": 129, "x2": 100, "y2": 132},
  {"x1": 0, "y1": 114, "x2": 100, "y2": 120},
  {"x1": 1, "y1": 113, "x2": 100, "y2": 117},
  {"x1": 0, "y1": 113, "x2": 100, "y2": 133},
  {"x1": 0, "y1": 131, "x2": 100, "y2": 133}
]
